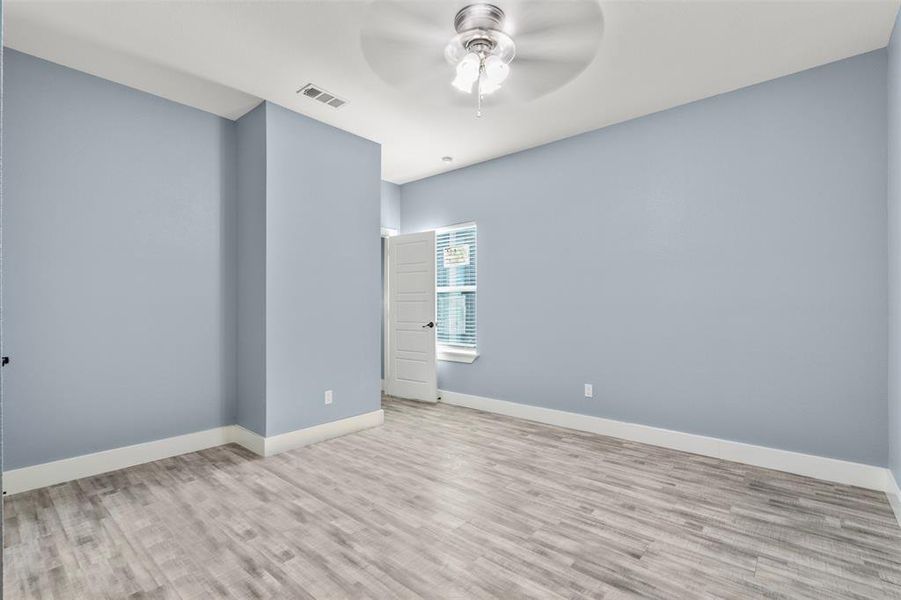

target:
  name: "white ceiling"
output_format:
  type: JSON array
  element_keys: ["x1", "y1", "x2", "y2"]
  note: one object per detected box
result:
[{"x1": 5, "y1": 1, "x2": 900, "y2": 184}]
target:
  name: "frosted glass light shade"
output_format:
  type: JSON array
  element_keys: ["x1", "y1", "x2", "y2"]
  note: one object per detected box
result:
[{"x1": 452, "y1": 52, "x2": 481, "y2": 93}]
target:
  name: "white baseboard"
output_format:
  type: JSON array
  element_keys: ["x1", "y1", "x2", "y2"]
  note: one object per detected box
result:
[
  {"x1": 3, "y1": 426, "x2": 236, "y2": 496},
  {"x1": 886, "y1": 470, "x2": 901, "y2": 529},
  {"x1": 7, "y1": 393, "x2": 898, "y2": 526},
  {"x1": 3, "y1": 409, "x2": 384, "y2": 496},
  {"x1": 439, "y1": 390, "x2": 889, "y2": 492},
  {"x1": 231, "y1": 424, "x2": 266, "y2": 456},
  {"x1": 234, "y1": 409, "x2": 384, "y2": 457}
]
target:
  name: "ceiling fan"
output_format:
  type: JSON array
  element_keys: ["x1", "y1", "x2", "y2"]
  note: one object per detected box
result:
[{"x1": 360, "y1": 1, "x2": 604, "y2": 117}]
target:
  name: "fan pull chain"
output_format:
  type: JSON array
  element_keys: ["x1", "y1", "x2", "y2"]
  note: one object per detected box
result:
[{"x1": 477, "y1": 59, "x2": 484, "y2": 118}]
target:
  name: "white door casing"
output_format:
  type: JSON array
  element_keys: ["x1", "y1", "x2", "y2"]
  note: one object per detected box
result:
[{"x1": 387, "y1": 231, "x2": 437, "y2": 402}]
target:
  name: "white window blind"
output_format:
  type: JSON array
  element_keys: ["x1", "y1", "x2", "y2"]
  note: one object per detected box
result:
[{"x1": 436, "y1": 224, "x2": 476, "y2": 349}]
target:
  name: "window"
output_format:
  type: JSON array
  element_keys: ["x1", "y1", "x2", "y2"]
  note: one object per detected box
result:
[{"x1": 436, "y1": 223, "x2": 477, "y2": 363}]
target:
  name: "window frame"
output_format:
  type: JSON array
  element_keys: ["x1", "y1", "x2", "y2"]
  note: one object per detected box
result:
[{"x1": 435, "y1": 222, "x2": 479, "y2": 364}]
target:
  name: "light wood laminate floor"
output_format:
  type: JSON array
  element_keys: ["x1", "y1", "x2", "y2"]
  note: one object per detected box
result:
[{"x1": 5, "y1": 397, "x2": 901, "y2": 599}]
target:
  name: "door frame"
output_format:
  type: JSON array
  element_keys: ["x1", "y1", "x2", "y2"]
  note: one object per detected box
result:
[{"x1": 381, "y1": 227, "x2": 398, "y2": 391}]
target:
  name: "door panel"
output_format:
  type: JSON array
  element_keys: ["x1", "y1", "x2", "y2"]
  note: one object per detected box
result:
[{"x1": 387, "y1": 231, "x2": 437, "y2": 402}]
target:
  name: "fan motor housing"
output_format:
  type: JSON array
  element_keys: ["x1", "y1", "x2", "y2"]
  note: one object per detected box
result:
[{"x1": 454, "y1": 4, "x2": 506, "y2": 34}]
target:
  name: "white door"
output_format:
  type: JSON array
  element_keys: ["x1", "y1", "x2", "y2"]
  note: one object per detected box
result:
[{"x1": 387, "y1": 231, "x2": 437, "y2": 402}]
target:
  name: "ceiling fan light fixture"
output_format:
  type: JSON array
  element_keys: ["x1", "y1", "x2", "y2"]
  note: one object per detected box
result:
[
  {"x1": 445, "y1": 4, "x2": 516, "y2": 114},
  {"x1": 452, "y1": 52, "x2": 481, "y2": 93},
  {"x1": 483, "y1": 55, "x2": 509, "y2": 86},
  {"x1": 478, "y1": 55, "x2": 509, "y2": 96},
  {"x1": 451, "y1": 74, "x2": 473, "y2": 94},
  {"x1": 360, "y1": 0, "x2": 604, "y2": 121},
  {"x1": 478, "y1": 78, "x2": 500, "y2": 96},
  {"x1": 478, "y1": 73, "x2": 501, "y2": 96}
]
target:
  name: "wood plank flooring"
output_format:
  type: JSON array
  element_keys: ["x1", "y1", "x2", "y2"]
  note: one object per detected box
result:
[{"x1": 5, "y1": 397, "x2": 901, "y2": 599}]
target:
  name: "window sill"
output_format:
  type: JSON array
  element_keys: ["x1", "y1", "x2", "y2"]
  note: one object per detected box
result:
[{"x1": 437, "y1": 348, "x2": 479, "y2": 364}]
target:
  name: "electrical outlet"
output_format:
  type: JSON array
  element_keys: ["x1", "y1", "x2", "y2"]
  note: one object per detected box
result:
[
  {"x1": 324, "y1": 390, "x2": 333, "y2": 405},
  {"x1": 584, "y1": 384, "x2": 593, "y2": 398}
]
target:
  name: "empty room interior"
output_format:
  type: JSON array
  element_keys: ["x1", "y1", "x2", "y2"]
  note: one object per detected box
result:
[{"x1": 7, "y1": 0, "x2": 901, "y2": 598}]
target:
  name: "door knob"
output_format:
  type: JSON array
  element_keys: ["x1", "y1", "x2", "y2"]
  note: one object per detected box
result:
[{"x1": 422, "y1": 321, "x2": 435, "y2": 328}]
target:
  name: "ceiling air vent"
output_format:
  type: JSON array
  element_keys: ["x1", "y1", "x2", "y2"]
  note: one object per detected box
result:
[{"x1": 297, "y1": 83, "x2": 347, "y2": 109}]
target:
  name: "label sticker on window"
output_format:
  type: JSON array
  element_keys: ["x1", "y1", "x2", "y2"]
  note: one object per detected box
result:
[{"x1": 443, "y1": 245, "x2": 470, "y2": 268}]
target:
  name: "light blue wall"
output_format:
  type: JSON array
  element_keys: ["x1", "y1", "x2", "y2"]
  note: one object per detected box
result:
[
  {"x1": 3, "y1": 49, "x2": 238, "y2": 469},
  {"x1": 4, "y1": 42, "x2": 891, "y2": 470},
  {"x1": 236, "y1": 103, "x2": 268, "y2": 435},
  {"x1": 264, "y1": 102, "x2": 382, "y2": 435},
  {"x1": 381, "y1": 181, "x2": 401, "y2": 231},
  {"x1": 402, "y1": 50, "x2": 889, "y2": 466},
  {"x1": 888, "y1": 12, "x2": 901, "y2": 482},
  {"x1": 3, "y1": 53, "x2": 383, "y2": 460}
]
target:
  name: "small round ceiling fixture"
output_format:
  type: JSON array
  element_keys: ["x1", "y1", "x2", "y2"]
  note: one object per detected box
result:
[{"x1": 442, "y1": 156, "x2": 454, "y2": 163}]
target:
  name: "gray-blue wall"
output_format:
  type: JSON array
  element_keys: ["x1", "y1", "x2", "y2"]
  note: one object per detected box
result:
[
  {"x1": 236, "y1": 103, "x2": 268, "y2": 435},
  {"x1": 4, "y1": 42, "x2": 892, "y2": 471},
  {"x1": 402, "y1": 50, "x2": 889, "y2": 466},
  {"x1": 264, "y1": 102, "x2": 382, "y2": 435},
  {"x1": 381, "y1": 181, "x2": 401, "y2": 231},
  {"x1": 888, "y1": 13, "x2": 901, "y2": 482},
  {"x1": 3, "y1": 49, "x2": 238, "y2": 469},
  {"x1": 3, "y1": 51, "x2": 382, "y2": 463}
]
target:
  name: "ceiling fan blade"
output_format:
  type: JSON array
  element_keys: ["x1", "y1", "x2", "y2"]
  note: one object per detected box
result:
[
  {"x1": 501, "y1": 55, "x2": 591, "y2": 100},
  {"x1": 364, "y1": 1, "x2": 449, "y2": 41},
  {"x1": 514, "y1": 54, "x2": 591, "y2": 70},
  {"x1": 514, "y1": 36, "x2": 600, "y2": 65},
  {"x1": 361, "y1": 1, "x2": 457, "y2": 88},
  {"x1": 500, "y1": 0, "x2": 602, "y2": 102},
  {"x1": 361, "y1": 38, "x2": 450, "y2": 86},
  {"x1": 509, "y1": 1, "x2": 604, "y2": 41}
]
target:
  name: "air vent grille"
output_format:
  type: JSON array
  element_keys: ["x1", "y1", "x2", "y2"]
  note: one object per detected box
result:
[{"x1": 297, "y1": 84, "x2": 347, "y2": 109}]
